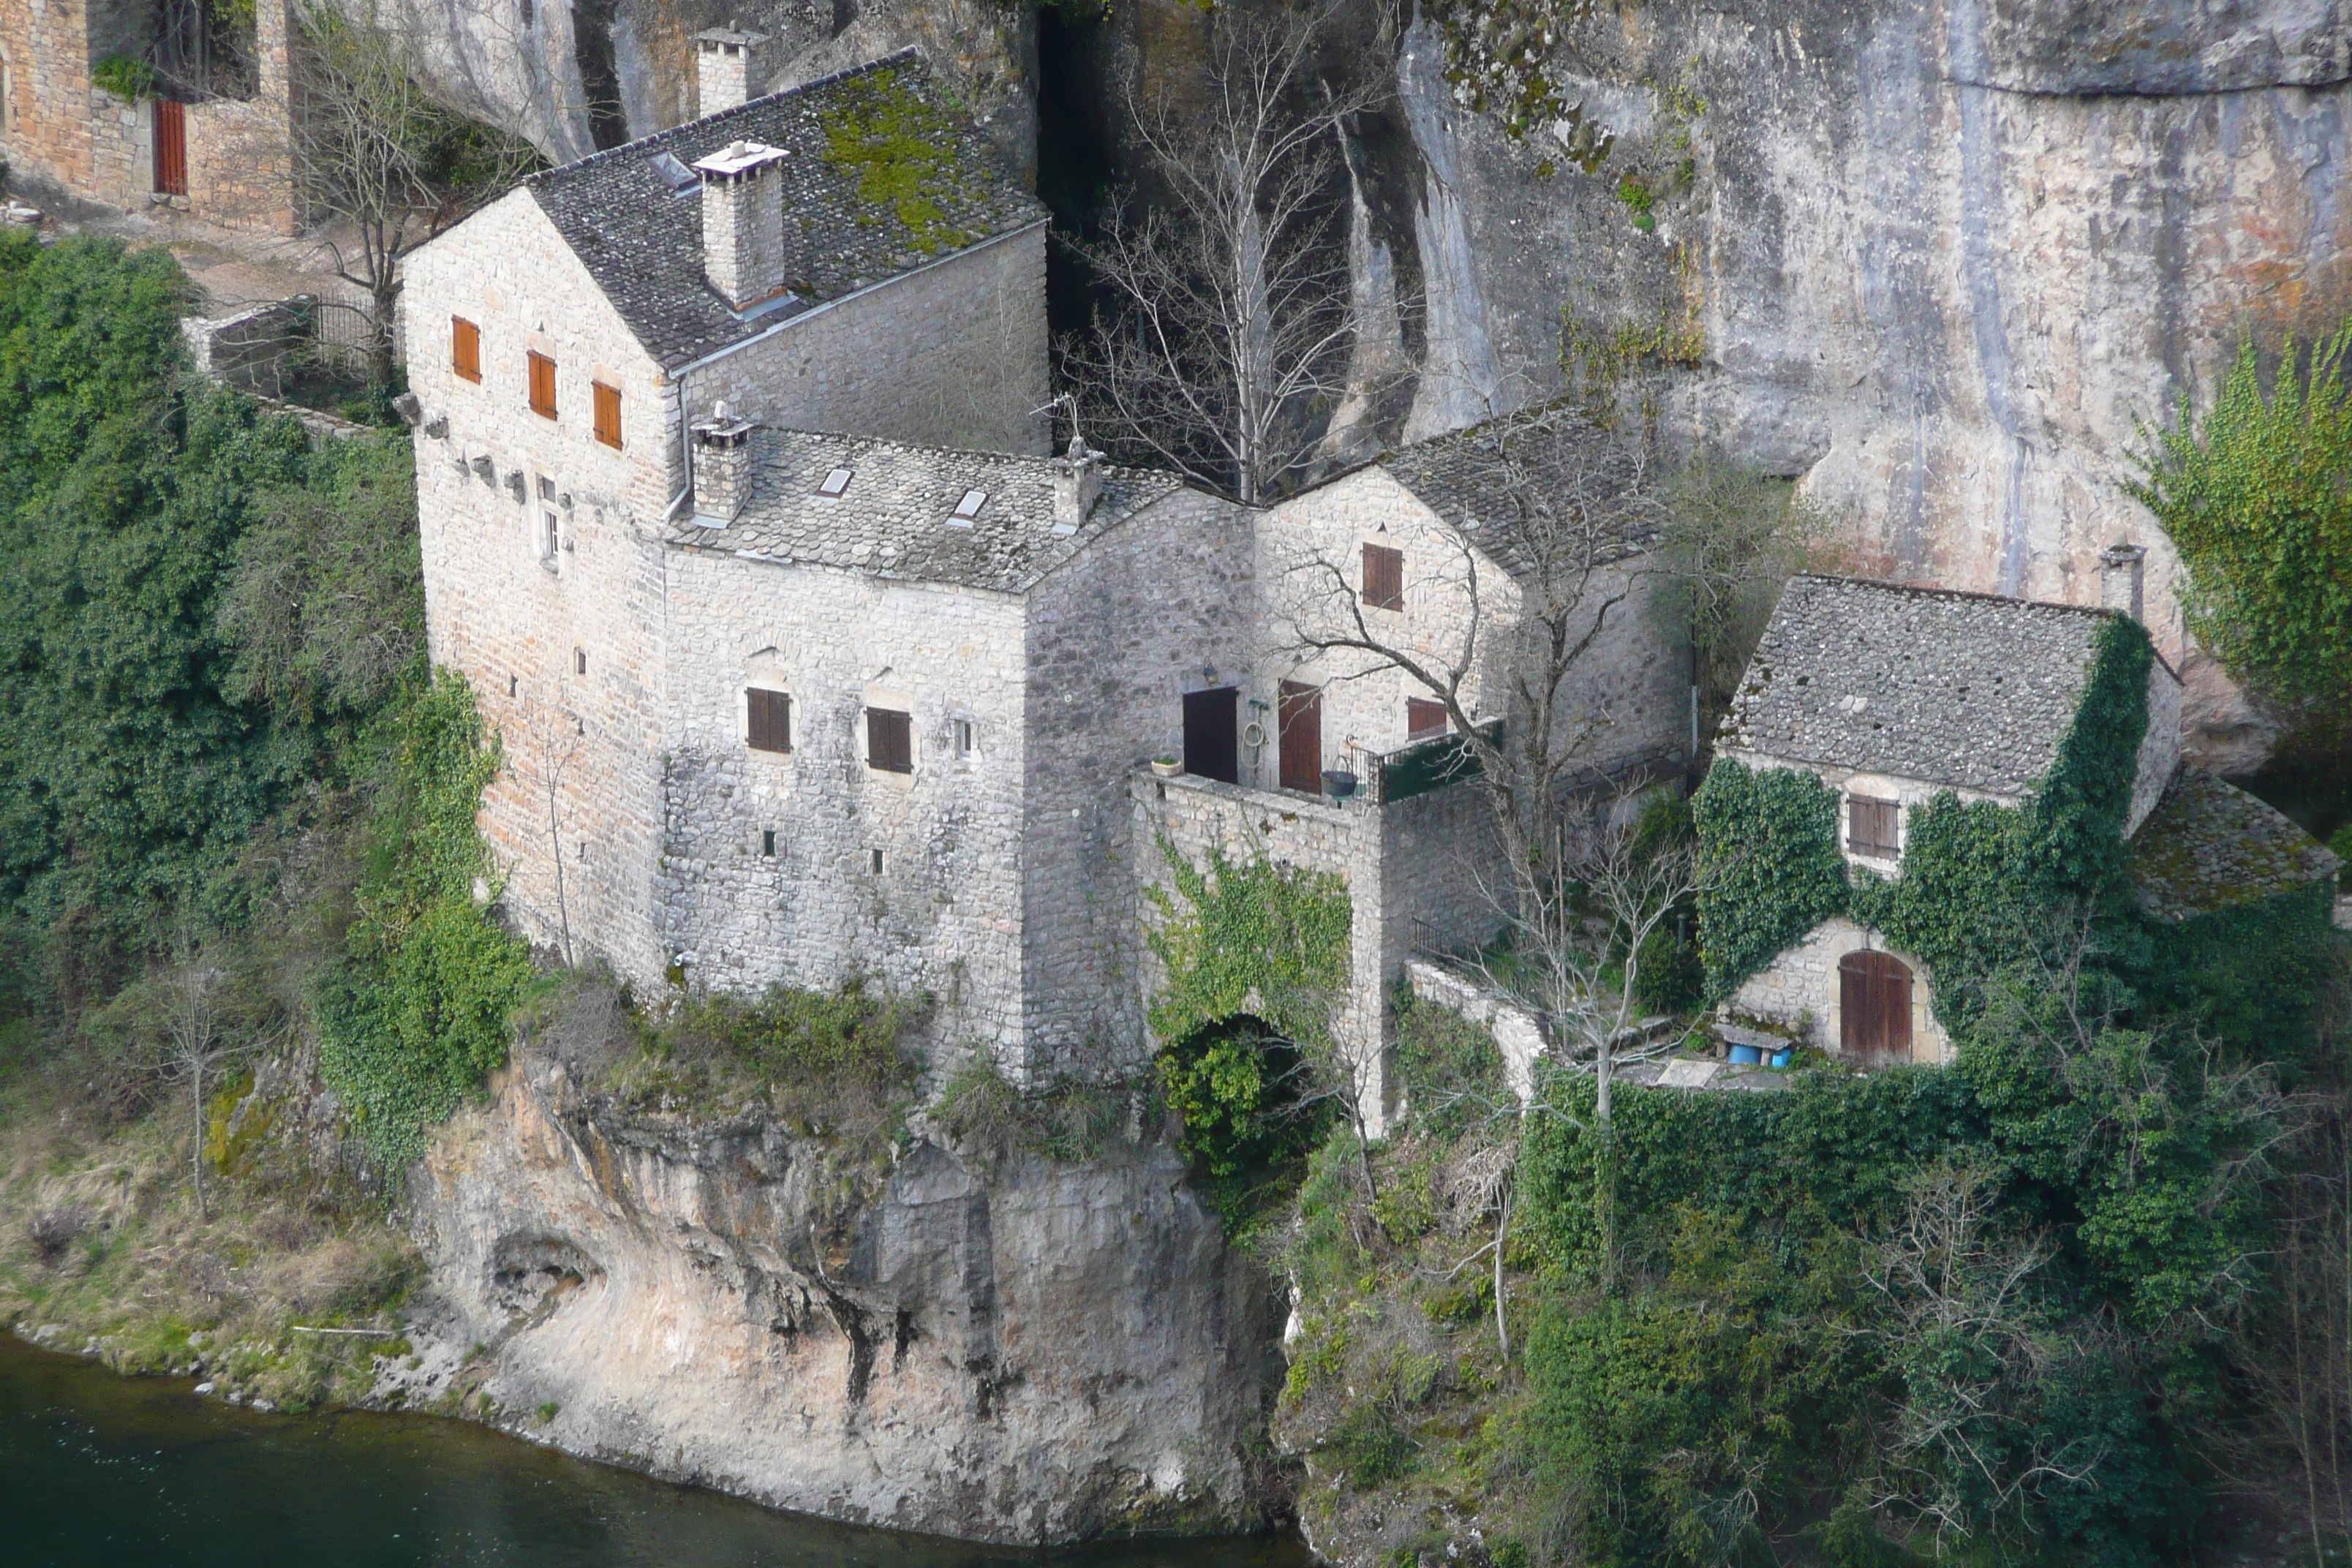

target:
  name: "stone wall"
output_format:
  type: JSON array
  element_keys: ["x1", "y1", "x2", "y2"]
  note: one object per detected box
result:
[
  {"x1": 655, "y1": 544, "x2": 1033, "y2": 1055},
  {"x1": 1728, "y1": 915, "x2": 1954, "y2": 1066},
  {"x1": 674, "y1": 222, "x2": 1051, "y2": 460}
]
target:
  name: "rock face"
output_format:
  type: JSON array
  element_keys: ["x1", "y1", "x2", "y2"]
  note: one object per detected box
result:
[{"x1": 403, "y1": 1049, "x2": 1279, "y2": 1544}]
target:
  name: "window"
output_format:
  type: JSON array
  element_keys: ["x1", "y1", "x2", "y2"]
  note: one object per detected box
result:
[
  {"x1": 592, "y1": 381, "x2": 622, "y2": 450},
  {"x1": 954, "y1": 719, "x2": 974, "y2": 755},
  {"x1": 1362, "y1": 543, "x2": 1405, "y2": 611},
  {"x1": 1847, "y1": 794, "x2": 1901, "y2": 859},
  {"x1": 508, "y1": 674, "x2": 518, "y2": 698},
  {"x1": 949, "y1": 488, "x2": 987, "y2": 524},
  {"x1": 451, "y1": 317, "x2": 481, "y2": 383},
  {"x1": 543, "y1": 510, "x2": 562, "y2": 562},
  {"x1": 649, "y1": 151, "x2": 698, "y2": 196},
  {"x1": 527, "y1": 350, "x2": 557, "y2": 419},
  {"x1": 538, "y1": 474, "x2": 555, "y2": 500},
  {"x1": 867, "y1": 708, "x2": 913, "y2": 773},
  {"x1": 573, "y1": 647, "x2": 587, "y2": 675},
  {"x1": 817, "y1": 467, "x2": 854, "y2": 498},
  {"x1": 871, "y1": 848, "x2": 885, "y2": 875},
  {"x1": 761, "y1": 829, "x2": 775, "y2": 857},
  {"x1": 747, "y1": 688, "x2": 791, "y2": 753},
  {"x1": 1406, "y1": 698, "x2": 1449, "y2": 738}
]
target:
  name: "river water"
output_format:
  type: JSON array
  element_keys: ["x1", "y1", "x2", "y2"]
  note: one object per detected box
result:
[{"x1": 0, "y1": 1338, "x2": 1305, "y2": 1568}]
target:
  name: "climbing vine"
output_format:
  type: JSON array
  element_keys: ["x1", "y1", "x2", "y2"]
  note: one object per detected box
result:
[
  {"x1": 1144, "y1": 836, "x2": 1350, "y2": 1176},
  {"x1": 818, "y1": 69, "x2": 990, "y2": 258},
  {"x1": 1692, "y1": 761, "x2": 1849, "y2": 1000},
  {"x1": 317, "y1": 671, "x2": 537, "y2": 1167}
]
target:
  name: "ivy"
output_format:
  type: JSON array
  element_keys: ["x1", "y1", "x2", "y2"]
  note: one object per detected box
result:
[
  {"x1": 316, "y1": 671, "x2": 536, "y2": 1167},
  {"x1": 818, "y1": 69, "x2": 988, "y2": 258},
  {"x1": 2128, "y1": 321, "x2": 2352, "y2": 705},
  {"x1": 90, "y1": 56, "x2": 157, "y2": 102},
  {"x1": 1691, "y1": 760, "x2": 1847, "y2": 1000},
  {"x1": 1143, "y1": 835, "x2": 1349, "y2": 1177}
]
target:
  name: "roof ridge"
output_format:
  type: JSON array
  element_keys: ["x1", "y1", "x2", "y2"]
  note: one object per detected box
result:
[
  {"x1": 756, "y1": 425, "x2": 1185, "y2": 485},
  {"x1": 1790, "y1": 572, "x2": 2122, "y2": 622},
  {"x1": 526, "y1": 48, "x2": 926, "y2": 190}
]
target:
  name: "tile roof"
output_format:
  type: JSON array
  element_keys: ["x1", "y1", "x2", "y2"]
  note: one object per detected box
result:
[
  {"x1": 522, "y1": 52, "x2": 1047, "y2": 371},
  {"x1": 2130, "y1": 765, "x2": 2339, "y2": 922},
  {"x1": 1374, "y1": 404, "x2": 1656, "y2": 580},
  {"x1": 668, "y1": 429, "x2": 1191, "y2": 594},
  {"x1": 1718, "y1": 575, "x2": 2119, "y2": 796}
]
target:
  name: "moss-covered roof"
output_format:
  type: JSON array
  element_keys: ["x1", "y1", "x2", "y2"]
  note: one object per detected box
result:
[{"x1": 2130, "y1": 764, "x2": 2339, "y2": 923}]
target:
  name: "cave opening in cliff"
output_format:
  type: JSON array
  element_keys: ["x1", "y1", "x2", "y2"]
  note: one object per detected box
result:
[
  {"x1": 1036, "y1": 1, "x2": 1118, "y2": 343},
  {"x1": 570, "y1": 0, "x2": 629, "y2": 151}
]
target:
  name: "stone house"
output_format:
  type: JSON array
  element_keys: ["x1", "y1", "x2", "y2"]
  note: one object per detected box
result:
[
  {"x1": 0, "y1": 0, "x2": 298, "y2": 232},
  {"x1": 1705, "y1": 568, "x2": 2334, "y2": 1066}
]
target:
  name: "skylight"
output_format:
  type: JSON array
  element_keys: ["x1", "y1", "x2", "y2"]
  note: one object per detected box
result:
[
  {"x1": 650, "y1": 151, "x2": 699, "y2": 196},
  {"x1": 816, "y1": 467, "x2": 853, "y2": 498},
  {"x1": 949, "y1": 489, "x2": 988, "y2": 525}
]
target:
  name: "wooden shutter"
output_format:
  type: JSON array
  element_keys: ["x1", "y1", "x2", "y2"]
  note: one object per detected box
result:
[
  {"x1": 1362, "y1": 543, "x2": 1404, "y2": 611},
  {"x1": 153, "y1": 98, "x2": 186, "y2": 195},
  {"x1": 747, "y1": 689, "x2": 790, "y2": 753},
  {"x1": 1846, "y1": 795, "x2": 1900, "y2": 857},
  {"x1": 1406, "y1": 698, "x2": 1449, "y2": 738},
  {"x1": 867, "y1": 708, "x2": 913, "y2": 773},
  {"x1": 1278, "y1": 680, "x2": 1322, "y2": 794},
  {"x1": 451, "y1": 317, "x2": 482, "y2": 382},
  {"x1": 592, "y1": 381, "x2": 622, "y2": 449},
  {"x1": 527, "y1": 351, "x2": 557, "y2": 419},
  {"x1": 1838, "y1": 951, "x2": 1914, "y2": 1066}
]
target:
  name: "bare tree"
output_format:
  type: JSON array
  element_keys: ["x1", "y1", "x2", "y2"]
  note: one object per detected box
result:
[
  {"x1": 140, "y1": 943, "x2": 265, "y2": 1221},
  {"x1": 288, "y1": 0, "x2": 539, "y2": 385},
  {"x1": 1062, "y1": 2, "x2": 1388, "y2": 503},
  {"x1": 510, "y1": 707, "x2": 582, "y2": 968}
]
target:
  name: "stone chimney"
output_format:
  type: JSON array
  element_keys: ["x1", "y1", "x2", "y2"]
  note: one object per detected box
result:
[
  {"x1": 692, "y1": 400, "x2": 756, "y2": 524},
  {"x1": 693, "y1": 140, "x2": 792, "y2": 309},
  {"x1": 2100, "y1": 541, "x2": 2147, "y2": 623},
  {"x1": 1052, "y1": 435, "x2": 1104, "y2": 529},
  {"x1": 693, "y1": 25, "x2": 772, "y2": 117}
]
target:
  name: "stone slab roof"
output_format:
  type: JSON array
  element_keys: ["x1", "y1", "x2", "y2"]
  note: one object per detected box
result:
[
  {"x1": 1718, "y1": 576, "x2": 2118, "y2": 796},
  {"x1": 525, "y1": 52, "x2": 1047, "y2": 371},
  {"x1": 2130, "y1": 765, "x2": 2339, "y2": 923},
  {"x1": 1374, "y1": 404, "x2": 1653, "y2": 581},
  {"x1": 668, "y1": 429, "x2": 1189, "y2": 594}
]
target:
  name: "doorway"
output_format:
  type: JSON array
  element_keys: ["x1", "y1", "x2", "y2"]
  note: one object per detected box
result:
[
  {"x1": 1278, "y1": 680, "x2": 1322, "y2": 794},
  {"x1": 1181, "y1": 686, "x2": 1238, "y2": 783},
  {"x1": 153, "y1": 98, "x2": 187, "y2": 197},
  {"x1": 1838, "y1": 951, "x2": 1914, "y2": 1066}
]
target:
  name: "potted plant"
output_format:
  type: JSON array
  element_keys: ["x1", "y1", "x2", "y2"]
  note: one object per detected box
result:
[{"x1": 1151, "y1": 754, "x2": 1183, "y2": 778}]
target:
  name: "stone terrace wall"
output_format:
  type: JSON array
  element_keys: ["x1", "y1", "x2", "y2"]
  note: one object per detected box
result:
[
  {"x1": 674, "y1": 223, "x2": 1050, "y2": 461},
  {"x1": 657, "y1": 549, "x2": 1031, "y2": 1060}
]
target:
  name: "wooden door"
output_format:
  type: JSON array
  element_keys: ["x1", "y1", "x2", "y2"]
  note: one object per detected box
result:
[
  {"x1": 1839, "y1": 951, "x2": 1914, "y2": 1066},
  {"x1": 153, "y1": 98, "x2": 187, "y2": 196},
  {"x1": 1278, "y1": 680, "x2": 1322, "y2": 794},
  {"x1": 1181, "y1": 687, "x2": 1237, "y2": 783}
]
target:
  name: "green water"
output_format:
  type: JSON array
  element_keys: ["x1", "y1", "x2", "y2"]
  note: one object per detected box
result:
[{"x1": 0, "y1": 1337, "x2": 1304, "y2": 1568}]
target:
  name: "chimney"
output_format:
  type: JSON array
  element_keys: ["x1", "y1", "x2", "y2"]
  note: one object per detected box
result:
[
  {"x1": 693, "y1": 25, "x2": 772, "y2": 117},
  {"x1": 693, "y1": 140, "x2": 791, "y2": 309},
  {"x1": 692, "y1": 400, "x2": 756, "y2": 524},
  {"x1": 2100, "y1": 541, "x2": 2147, "y2": 623},
  {"x1": 1052, "y1": 435, "x2": 1104, "y2": 529}
]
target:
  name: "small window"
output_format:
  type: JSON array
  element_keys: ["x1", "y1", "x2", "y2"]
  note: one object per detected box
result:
[
  {"x1": 592, "y1": 381, "x2": 622, "y2": 450},
  {"x1": 538, "y1": 474, "x2": 555, "y2": 500},
  {"x1": 543, "y1": 511, "x2": 562, "y2": 562},
  {"x1": 954, "y1": 719, "x2": 973, "y2": 755},
  {"x1": 949, "y1": 488, "x2": 988, "y2": 524},
  {"x1": 747, "y1": 688, "x2": 791, "y2": 753},
  {"x1": 649, "y1": 151, "x2": 699, "y2": 196},
  {"x1": 867, "y1": 708, "x2": 913, "y2": 773},
  {"x1": 817, "y1": 467, "x2": 854, "y2": 498},
  {"x1": 871, "y1": 848, "x2": 885, "y2": 875},
  {"x1": 1406, "y1": 698, "x2": 1449, "y2": 738},
  {"x1": 573, "y1": 647, "x2": 587, "y2": 675},
  {"x1": 451, "y1": 316, "x2": 481, "y2": 383},
  {"x1": 527, "y1": 350, "x2": 557, "y2": 420},
  {"x1": 1362, "y1": 543, "x2": 1405, "y2": 611},
  {"x1": 508, "y1": 674, "x2": 518, "y2": 698},
  {"x1": 761, "y1": 829, "x2": 775, "y2": 858},
  {"x1": 1847, "y1": 795, "x2": 1901, "y2": 859}
]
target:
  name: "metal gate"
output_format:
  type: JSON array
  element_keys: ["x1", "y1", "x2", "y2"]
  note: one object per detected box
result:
[{"x1": 153, "y1": 99, "x2": 187, "y2": 196}]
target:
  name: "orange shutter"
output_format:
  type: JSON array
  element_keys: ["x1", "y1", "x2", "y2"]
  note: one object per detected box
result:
[
  {"x1": 592, "y1": 381, "x2": 622, "y2": 448},
  {"x1": 153, "y1": 99, "x2": 186, "y2": 195},
  {"x1": 451, "y1": 317, "x2": 481, "y2": 382},
  {"x1": 527, "y1": 351, "x2": 557, "y2": 419}
]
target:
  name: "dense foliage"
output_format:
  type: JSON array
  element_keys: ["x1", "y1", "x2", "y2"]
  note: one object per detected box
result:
[{"x1": 2130, "y1": 322, "x2": 2352, "y2": 706}]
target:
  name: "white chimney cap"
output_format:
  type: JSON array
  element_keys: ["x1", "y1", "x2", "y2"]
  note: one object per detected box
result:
[{"x1": 693, "y1": 140, "x2": 788, "y2": 179}]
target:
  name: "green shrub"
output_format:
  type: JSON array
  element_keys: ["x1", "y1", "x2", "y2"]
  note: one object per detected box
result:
[{"x1": 90, "y1": 56, "x2": 156, "y2": 101}]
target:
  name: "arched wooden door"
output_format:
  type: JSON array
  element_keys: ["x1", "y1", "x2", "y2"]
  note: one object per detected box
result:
[{"x1": 1839, "y1": 951, "x2": 1914, "y2": 1066}]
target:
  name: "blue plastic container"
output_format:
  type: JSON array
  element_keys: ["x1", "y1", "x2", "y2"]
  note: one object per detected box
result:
[
  {"x1": 1727, "y1": 1044, "x2": 1763, "y2": 1066},
  {"x1": 1771, "y1": 1047, "x2": 1794, "y2": 1069}
]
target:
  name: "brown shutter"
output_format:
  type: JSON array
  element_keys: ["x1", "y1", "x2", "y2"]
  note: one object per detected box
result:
[
  {"x1": 1838, "y1": 951, "x2": 1915, "y2": 1066},
  {"x1": 1362, "y1": 543, "x2": 1404, "y2": 611},
  {"x1": 867, "y1": 708, "x2": 913, "y2": 773},
  {"x1": 527, "y1": 351, "x2": 557, "y2": 419},
  {"x1": 1847, "y1": 795, "x2": 1900, "y2": 857},
  {"x1": 451, "y1": 317, "x2": 482, "y2": 382},
  {"x1": 153, "y1": 99, "x2": 186, "y2": 195},
  {"x1": 592, "y1": 381, "x2": 622, "y2": 448},
  {"x1": 1278, "y1": 680, "x2": 1322, "y2": 794},
  {"x1": 1406, "y1": 698, "x2": 1449, "y2": 738},
  {"x1": 747, "y1": 689, "x2": 790, "y2": 753}
]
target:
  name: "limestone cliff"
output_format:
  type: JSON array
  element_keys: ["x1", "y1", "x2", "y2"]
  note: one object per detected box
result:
[{"x1": 392, "y1": 1046, "x2": 1281, "y2": 1544}]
